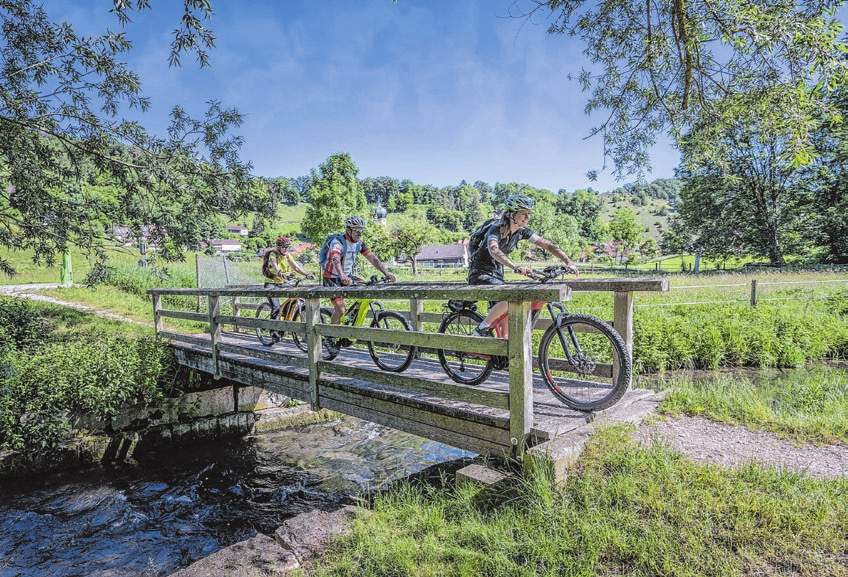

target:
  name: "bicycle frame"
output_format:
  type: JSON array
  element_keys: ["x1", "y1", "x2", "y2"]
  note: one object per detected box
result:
[{"x1": 334, "y1": 299, "x2": 386, "y2": 347}]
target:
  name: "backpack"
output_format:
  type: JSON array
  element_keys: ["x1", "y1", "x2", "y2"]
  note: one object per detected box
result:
[
  {"x1": 467, "y1": 213, "x2": 503, "y2": 259},
  {"x1": 318, "y1": 233, "x2": 347, "y2": 273},
  {"x1": 262, "y1": 248, "x2": 287, "y2": 279}
]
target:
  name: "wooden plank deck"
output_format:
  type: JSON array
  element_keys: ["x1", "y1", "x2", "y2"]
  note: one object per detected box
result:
[{"x1": 172, "y1": 330, "x2": 592, "y2": 455}]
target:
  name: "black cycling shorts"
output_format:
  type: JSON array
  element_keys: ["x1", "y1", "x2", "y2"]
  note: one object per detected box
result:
[{"x1": 467, "y1": 271, "x2": 504, "y2": 311}]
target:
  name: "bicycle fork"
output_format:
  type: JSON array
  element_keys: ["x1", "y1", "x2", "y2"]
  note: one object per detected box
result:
[{"x1": 547, "y1": 302, "x2": 594, "y2": 375}]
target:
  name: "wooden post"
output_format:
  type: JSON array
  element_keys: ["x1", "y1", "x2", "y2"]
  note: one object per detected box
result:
[
  {"x1": 750, "y1": 279, "x2": 758, "y2": 307},
  {"x1": 409, "y1": 297, "x2": 424, "y2": 359},
  {"x1": 613, "y1": 291, "x2": 634, "y2": 390},
  {"x1": 195, "y1": 253, "x2": 202, "y2": 312},
  {"x1": 208, "y1": 295, "x2": 222, "y2": 379},
  {"x1": 507, "y1": 300, "x2": 533, "y2": 458},
  {"x1": 232, "y1": 296, "x2": 241, "y2": 333},
  {"x1": 152, "y1": 294, "x2": 163, "y2": 335},
  {"x1": 304, "y1": 297, "x2": 322, "y2": 411},
  {"x1": 222, "y1": 255, "x2": 231, "y2": 284}
]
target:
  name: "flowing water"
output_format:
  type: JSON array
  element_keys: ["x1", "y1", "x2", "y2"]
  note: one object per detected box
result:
[{"x1": 0, "y1": 415, "x2": 472, "y2": 577}]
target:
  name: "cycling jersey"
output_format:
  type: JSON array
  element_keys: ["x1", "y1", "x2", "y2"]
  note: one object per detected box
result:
[
  {"x1": 262, "y1": 249, "x2": 290, "y2": 281},
  {"x1": 468, "y1": 223, "x2": 539, "y2": 280},
  {"x1": 322, "y1": 234, "x2": 371, "y2": 278}
]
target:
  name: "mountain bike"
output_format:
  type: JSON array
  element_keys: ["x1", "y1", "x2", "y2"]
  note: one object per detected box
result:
[
  {"x1": 320, "y1": 275, "x2": 417, "y2": 373},
  {"x1": 255, "y1": 276, "x2": 313, "y2": 350},
  {"x1": 436, "y1": 265, "x2": 632, "y2": 412}
]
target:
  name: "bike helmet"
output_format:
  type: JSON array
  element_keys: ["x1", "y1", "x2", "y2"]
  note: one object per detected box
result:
[
  {"x1": 275, "y1": 236, "x2": 292, "y2": 248},
  {"x1": 344, "y1": 215, "x2": 366, "y2": 229},
  {"x1": 504, "y1": 194, "x2": 535, "y2": 212}
]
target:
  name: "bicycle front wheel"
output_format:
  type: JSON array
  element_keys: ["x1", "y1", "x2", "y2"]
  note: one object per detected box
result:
[
  {"x1": 319, "y1": 307, "x2": 339, "y2": 361},
  {"x1": 437, "y1": 310, "x2": 494, "y2": 386},
  {"x1": 538, "y1": 314, "x2": 631, "y2": 411},
  {"x1": 255, "y1": 302, "x2": 277, "y2": 346},
  {"x1": 368, "y1": 311, "x2": 416, "y2": 372}
]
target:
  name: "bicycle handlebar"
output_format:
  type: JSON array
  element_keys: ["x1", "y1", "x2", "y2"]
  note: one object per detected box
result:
[
  {"x1": 352, "y1": 274, "x2": 393, "y2": 286},
  {"x1": 530, "y1": 265, "x2": 575, "y2": 283}
]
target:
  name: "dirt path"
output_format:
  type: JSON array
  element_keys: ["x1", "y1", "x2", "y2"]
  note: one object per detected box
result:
[
  {"x1": 0, "y1": 284, "x2": 148, "y2": 327},
  {"x1": 631, "y1": 415, "x2": 848, "y2": 479}
]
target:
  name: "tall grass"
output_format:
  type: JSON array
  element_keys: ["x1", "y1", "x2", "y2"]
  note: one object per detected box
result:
[
  {"x1": 643, "y1": 366, "x2": 848, "y2": 443},
  {"x1": 312, "y1": 426, "x2": 848, "y2": 577}
]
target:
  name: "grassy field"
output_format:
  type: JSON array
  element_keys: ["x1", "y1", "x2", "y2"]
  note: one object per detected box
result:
[{"x1": 311, "y1": 422, "x2": 847, "y2": 577}]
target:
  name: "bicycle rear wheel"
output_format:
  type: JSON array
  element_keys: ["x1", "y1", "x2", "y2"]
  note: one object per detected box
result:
[
  {"x1": 538, "y1": 313, "x2": 631, "y2": 411},
  {"x1": 367, "y1": 311, "x2": 416, "y2": 372},
  {"x1": 290, "y1": 300, "x2": 308, "y2": 352},
  {"x1": 437, "y1": 310, "x2": 494, "y2": 386},
  {"x1": 255, "y1": 302, "x2": 278, "y2": 346}
]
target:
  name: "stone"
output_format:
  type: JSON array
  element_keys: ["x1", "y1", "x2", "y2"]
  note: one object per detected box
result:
[
  {"x1": 274, "y1": 505, "x2": 359, "y2": 565},
  {"x1": 455, "y1": 464, "x2": 514, "y2": 489},
  {"x1": 167, "y1": 533, "x2": 298, "y2": 577}
]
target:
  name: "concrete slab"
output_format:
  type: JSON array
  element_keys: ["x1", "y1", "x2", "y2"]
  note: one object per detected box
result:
[{"x1": 455, "y1": 463, "x2": 514, "y2": 489}]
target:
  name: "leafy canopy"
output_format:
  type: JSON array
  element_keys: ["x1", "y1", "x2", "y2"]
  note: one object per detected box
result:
[
  {"x1": 511, "y1": 0, "x2": 848, "y2": 177},
  {"x1": 0, "y1": 0, "x2": 255, "y2": 276}
]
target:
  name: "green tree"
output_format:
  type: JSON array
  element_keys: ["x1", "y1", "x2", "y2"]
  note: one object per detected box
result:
[
  {"x1": 608, "y1": 207, "x2": 644, "y2": 262},
  {"x1": 510, "y1": 0, "x2": 848, "y2": 177},
  {"x1": 300, "y1": 153, "x2": 367, "y2": 245},
  {"x1": 0, "y1": 1, "x2": 253, "y2": 276},
  {"x1": 558, "y1": 189, "x2": 605, "y2": 241},
  {"x1": 390, "y1": 216, "x2": 437, "y2": 275},
  {"x1": 677, "y1": 113, "x2": 815, "y2": 265}
]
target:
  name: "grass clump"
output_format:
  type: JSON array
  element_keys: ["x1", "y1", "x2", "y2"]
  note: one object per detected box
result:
[
  {"x1": 0, "y1": 297, "x2": 180, "y2": 452},
  {"x1": 312, "y1": 427, "x2": 848, "y2": 576},
  {"x1": 646, "y1": 366, "x2": 848, "y2": 444}
]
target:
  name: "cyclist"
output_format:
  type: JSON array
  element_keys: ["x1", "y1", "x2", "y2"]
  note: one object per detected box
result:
[
  {"x1": 468, "y1": 194, "x2": 579, "y2": 339},
  {"x1": 262, "y1": 236, "x2": 313, "y2": 309},
  {"x1": 322, "y1": 215, "x2": 396, "y2": 354}
]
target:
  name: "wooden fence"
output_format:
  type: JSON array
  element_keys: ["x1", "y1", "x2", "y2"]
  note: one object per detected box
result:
[{"x1": 149, "y1": 279, "x2": 668, "y2": 456}]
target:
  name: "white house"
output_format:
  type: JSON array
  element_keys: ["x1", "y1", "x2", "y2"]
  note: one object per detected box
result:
[
  {"x1": 226, "y1": 225, "x2": 249, "y2": 237},
  {"x1": 414, "y1": 244, "x2": 470, "y2": 268},
  {"x1": 208, "y1": 239, "x2": 242, "y2": 254}
]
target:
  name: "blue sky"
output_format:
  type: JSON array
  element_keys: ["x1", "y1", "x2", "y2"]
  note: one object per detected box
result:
[{"x1": 48, "y1": 0, "x2": 681, "y2": 193}]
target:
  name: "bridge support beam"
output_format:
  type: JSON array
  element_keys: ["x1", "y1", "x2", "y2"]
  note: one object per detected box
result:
[
  {"x1": 304, "y1": 297, "x2": 322, "y2": 411},
  {"x1": 507, "y1": 300, "x2": 533, "y2": 458},
  {"x1": 208, "y1": 295, "x2": 221, "y2": 378}
]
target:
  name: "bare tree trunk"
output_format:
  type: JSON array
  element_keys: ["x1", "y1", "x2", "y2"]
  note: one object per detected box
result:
[{"x1": 411, "y1": 257, "x2": 418, "y2": 276}]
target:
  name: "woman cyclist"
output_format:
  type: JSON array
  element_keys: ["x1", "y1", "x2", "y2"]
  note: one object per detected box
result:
[
  {"x1": 468, "y1": 194, "x2": 579, "y2": 338},
  {"x1": 262, "y1": 236, "x2": 313, "y2": 309}
]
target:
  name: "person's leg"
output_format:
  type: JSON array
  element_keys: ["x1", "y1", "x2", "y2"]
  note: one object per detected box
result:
[
  {"x1": 331, "y1": 298, "x2": 346, "y2": 325},
  {"x1": 263, "y1": 282, "x2": 280, "y2": 310},
  {"x1": 482, "y1": 301, "x2": 509, "y2": 337},
  {"x1": 468, "y1": 273, "x2": 505, "y2": 337}
]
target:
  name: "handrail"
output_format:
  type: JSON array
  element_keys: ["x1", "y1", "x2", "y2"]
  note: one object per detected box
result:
[{"x1": 149, "y1": 278, "x2": 668, "y2": 456}]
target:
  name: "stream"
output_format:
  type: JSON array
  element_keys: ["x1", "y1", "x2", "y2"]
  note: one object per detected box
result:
[{"x1": 0, "y1": 415, "x2": 472, "y2": 577}]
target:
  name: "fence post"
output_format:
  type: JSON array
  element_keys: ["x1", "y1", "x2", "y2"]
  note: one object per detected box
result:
[
  {"x1": 613, "y1": 292, "x2": 634, "y2": 390},
  {"x1": 152, "y1": 294, "x2": 163, "y2": 336},
  {"x1": 195, "y1": 253, "x2": 202, "y2": 312},
  {"x1": 507, "y1": 300, "x2": 533, "y2": 458},
  {"x1": 304, "y1": 297, "x2": 322, "y2": 411},
  {"x1": 408, "y1": 298, "x2": 423, "y2": 331},
  {"x1": 750, "y1": 279, "x2": 758, "y2": 307},
  {"x1": 208, "y1": 295, "x2": 221, "y2": 378},
  {"x1": 222, "y1": 255, "x2": 231, "y2": 284}
]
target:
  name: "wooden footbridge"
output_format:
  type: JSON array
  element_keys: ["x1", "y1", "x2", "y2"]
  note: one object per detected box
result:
[{"x1": 149, "y1": 279, "x2": 668, "y2": 457}]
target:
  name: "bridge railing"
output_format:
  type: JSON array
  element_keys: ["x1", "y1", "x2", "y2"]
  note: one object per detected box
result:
[{"x1": 149, "y1": 278, "x2": 668, "y2": 455}]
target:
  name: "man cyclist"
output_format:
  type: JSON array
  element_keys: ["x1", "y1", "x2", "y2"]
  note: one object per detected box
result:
[
  {"x1": 262, "y1": 236, "x2": 313, "y2": 309},
  {"x1": 468, "y1": 194, "x2": 579, "y2": 339},
  {"x1": 322, "y1": 215, "x2": 396, "y2": 354}
]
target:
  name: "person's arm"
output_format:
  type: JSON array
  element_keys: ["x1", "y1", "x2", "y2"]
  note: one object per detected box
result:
[
  {"x1": 363, "y1": 252, "x2": 396, "y2": 282},
  {"x1": 286, "y1": 254, "x2": 311, "y2": 277},
  {"x1": 328, "y1": 240, "x2": 352, "y2": 285},
  {"x1": 534, "y1": 237, "x2": 579, "y2": 276},
  {"x1": 486, "y1": 235, "x2": 528, "y2": 276},
  {"x1": 269, "y1": 252, "x2": 286, "y2": 279}
]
